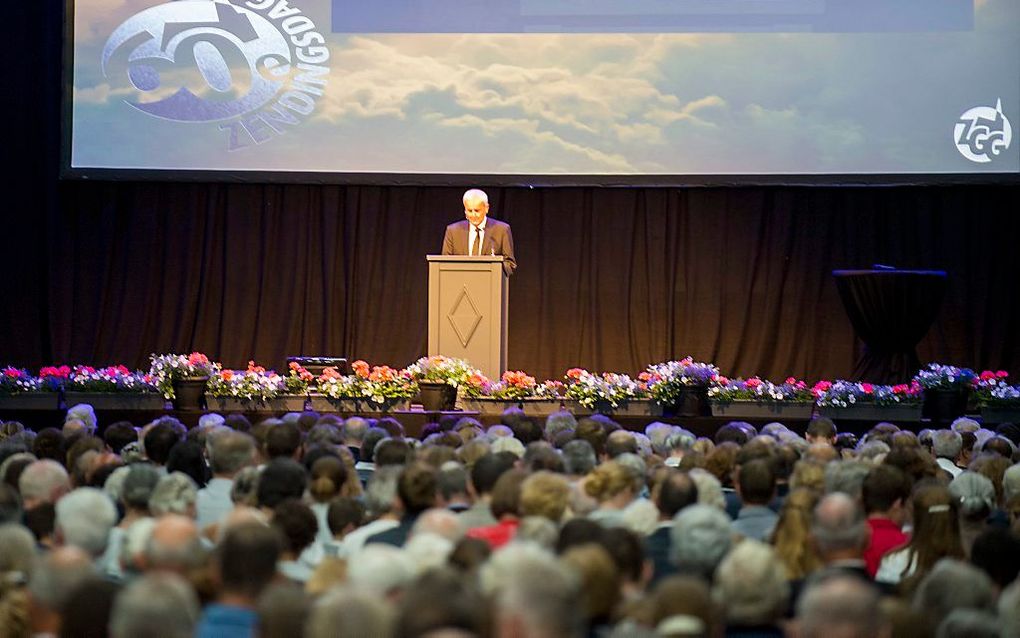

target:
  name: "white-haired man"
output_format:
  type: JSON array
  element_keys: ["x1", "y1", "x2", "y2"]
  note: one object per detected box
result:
[{"x1": 442, "y1": 188, "x2": 517, "y2": 276}]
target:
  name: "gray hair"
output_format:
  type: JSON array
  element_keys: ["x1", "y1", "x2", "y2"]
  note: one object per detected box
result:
[
  {"x1": 18, "y1": 460, "x2": 69, "y2": 505},
  {"x1": 27, "y1": 547, "x2": 95, "y2": 611},
  {"x1": 855, "y1": 440, "x2": 890, "y2": 464},
  {"x1": 463, "y1": 188, "x2": 489, "y2": 205},
  {"x1": 713, "y1": 539, "x2": 789, "y2": 626},
  {"x1": 645, "y1": 422, "x2": 676, "y2": 456},
  {"x1": 480, "y1": 543, "x2": 581, "y2": 638},
  {"x1": 0, "y1": 523, "x2": 37, "y2": 575},
  {"x1": 933, "y1": 430, "x2": 964, "y2": 460},
  {"x1": 65, "y1": 404, "x2": 98, "y2": 433},
  {"x1": 342, "y1": 416, "x2": 369, "y2": 443},
  {"x1": 545, "y1": 411, "x2": 577, "y2": 441},
  {"x1": 515, "y1": 516, "x2": 559, "y2": 550},
  {"x1": 55, "y1": 488, "x2": 117, "y2": 557},
  {"x1": 1004, "y1": 464, "x2": 1020, "y2": 503},
  {"x1": 207, "y1": 430, "x2": 257, "y2": 475},
  {"x1": 912, "y1": 559, "x2": 995, "y2": 628},
  {"x1": 615, "y1": 453, "x2": 647, "y2": 491},
  {"x1": 796, "y1": 574, "x2": 883, "y2": 638},
  {"x1": 149, "y1": 472, "x2": 198, "y2": 517},
  {"x1": 120, "y1": 464, "x2": 161, "y2": 510},
  {"x1": 364, "y1": 465, "x2": 401, "y2": 518},
  {"x1": 689, "y1": 468, "x2": 727, "y2": 511},
  {"x1": 491, "y1": 436, "x2": 526, "y2": 458},
  {"x1": 664, "y1": 429, "x2": 697, "y2": 454},
  {"x1": 306, "y1": 424, "x2": 343, "y2": 447},
  {"x1": 949, "y1": 472, "x2": 996, "y2": 518},
  {"x1": 823, "y1": 461, "x2": 871, "y2": 499},
  {"x1": 936, "y1": 609, "x2": 1002, "y2": 638},
  {"x1": 670, "y1": 504, "x2": 733, "y2": 580},
  {"x1": 951, "y1": 417, "x2": 981, "y2": 434},
  {"x1": 562, "y1": 440, "x2": 597, "y2": 475},
  {"x1": 811, "y1": 493, "x2": 867, "y2": 556},
  {"x1": 307, "y1": 587, "x2": 395, "y2": 638},
  {"x1": 109, "y1": 573, "x2": 200, "y2": 638},
  {"x1": 998, "y1": 579, "x2": 1020, "y2": 638},
  {"x1": 347, "y1": 544, "x2": 415, "y2": 596},
  {"x1": 230, "y1": 466, "x2": 261, "y2": 506},
  {"x1": 411, "y1": 508, "x2": 464, "y2": 542},
  {"x1": 119, "y1": 518, "x2": 156, "y2": 577}
]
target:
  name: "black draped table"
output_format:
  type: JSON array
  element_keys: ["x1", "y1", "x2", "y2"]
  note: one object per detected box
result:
[{"x1": 832, "y1": 269, "x2": 948, "y2": 384}]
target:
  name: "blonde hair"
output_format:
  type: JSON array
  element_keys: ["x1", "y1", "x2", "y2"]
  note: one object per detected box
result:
[
  {"x1": 790, "y1": 460, "x2": 826, "y2": 494},
  {"x1": 584, "y1": 461, "x2": 638, "y2": 502},
  {"x1": 770, "y1": 488, "x2": 822, "y2": 580},
  {"x1": 520, "y1": 472, "x2": 571, "y2": 523}
]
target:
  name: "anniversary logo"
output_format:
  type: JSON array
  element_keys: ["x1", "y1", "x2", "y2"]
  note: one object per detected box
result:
[{"x1": 102, "y1": 0, "x2": 330, "y2": 151}]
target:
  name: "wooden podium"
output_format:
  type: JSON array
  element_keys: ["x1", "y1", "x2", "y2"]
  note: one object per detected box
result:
[{"x1": 426, "y1": 255, "x2": 508, "y2": 380}]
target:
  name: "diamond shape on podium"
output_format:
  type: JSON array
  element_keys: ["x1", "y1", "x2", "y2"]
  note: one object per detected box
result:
[{"x1": 447, "y1": 287, "x2": 483, "y2": 348}]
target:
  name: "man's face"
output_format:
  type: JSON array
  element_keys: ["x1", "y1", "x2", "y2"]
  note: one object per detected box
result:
[{"x1": 464, "y1": 198, "x2": 489, "y2": 226}]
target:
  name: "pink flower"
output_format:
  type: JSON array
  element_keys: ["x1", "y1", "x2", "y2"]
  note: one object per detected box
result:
[
  {"x1": 997, "y1": 370, "x2": 1010, "y2": 378},
  {"x1": 980, "y1": 370, "x2": 997, "y2": 381},
  {"x1": 785, "y1": 377, "x2": 797, "y2": 385},
  {"x1": 3, "y1": 368, "x2": 21, "y2": 379},
  {"x1": 861, "y1": 383, "x2": 874, "y2": 394},
  {"x1": 745, "y1": 378, "x2": 762, "y2": 389}
]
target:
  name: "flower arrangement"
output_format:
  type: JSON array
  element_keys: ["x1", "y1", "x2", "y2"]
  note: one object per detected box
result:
[
  {"x1": 38, "y1": 365, "x2": 71, "y2": 392},
  {"x1": 64, "y1": 365, "x2": 158, "y2": 394},
  {"x1": 462, "y1": 370, "x2": 561, "y2": 401},
  {"x1": 206, "y1": 361, "x2": 285, "y2": 402},
  {"x1": 913, "y1": 363, "x2": 977, "y2": 391},
  {"x1": 980, "y1": 383, "x2": 1020, "y2": 408},
  {"x1": 564, "y1": 368, "x2": 645, "y2": 410},
  {"x1": 0, "y1": 367, "x2": 43, "y2": 395},
  {"x1": 815, "y1": 380, "x2": 923, "y2": 408},
  {"x1": 404, "y1": 355, "x2": 480, "y2": 388},
  {"x1": 149, "y1": 352, "x2": 220, "y2": 399},
  {"x1": 317, "y1": 360, "x2": 416, "y2": 407},
  {"x1": 284, "y1": 361, "x2": 315, "y2": 395},
  {"x1": 708, "y1": 376, "x2": 814, "y2": 404},
  {"x1": 641, "y1": 357, "x2": 719, "y2": 406}
]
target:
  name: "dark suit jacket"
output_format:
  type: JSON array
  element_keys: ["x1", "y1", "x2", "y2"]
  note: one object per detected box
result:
[
  {"x1": 645, "y1": 526, "x2": 676, "y2": 585},
  {"x1": 442, "y1": 218, "x2": 517, "y2": 276}
]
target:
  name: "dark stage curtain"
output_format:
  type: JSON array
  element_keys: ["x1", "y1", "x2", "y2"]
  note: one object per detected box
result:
[{"x1": 5, "y1": 3, "x2": 1020, "y2": 382}]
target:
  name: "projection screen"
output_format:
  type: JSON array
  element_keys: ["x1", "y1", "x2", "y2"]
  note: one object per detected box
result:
[{"x1": 67, "y1": 0, "x2": 1020, "y2": 183}]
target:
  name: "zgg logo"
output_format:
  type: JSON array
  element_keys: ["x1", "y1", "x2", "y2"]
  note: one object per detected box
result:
[
  {"x1": 102, "y1": 0, "x2": 330, "y2": 150},
  {"x1": 954, "y1": 99, "x2": 1013, "y2": 164}
]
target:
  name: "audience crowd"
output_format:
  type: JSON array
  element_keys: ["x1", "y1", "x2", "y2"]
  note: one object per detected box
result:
[{"x1": 1, "y1": 404, "x2": 1020, "y2": 637}]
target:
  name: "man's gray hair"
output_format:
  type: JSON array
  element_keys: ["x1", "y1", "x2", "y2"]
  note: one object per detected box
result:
[
  {"x1": 811, "y1": 493, "x2": 867, "y2": 556},
  {"x1": 544, "y1": 411, "x2": 577, "y2": 441},
  {"x1": 18, "y1": 460, "x2": 69, "y2": 505},
  {"x1": 714, "y1": 539, "x2": 789, "y2": 626},
  {"x1": 932, "y1": 430, "x2": 963, "y2": 460},
  {"x1": 823, "y1": 461, "x2": 871, "y2": 498},
  {"x1": 197, "y1": 413, "x2": 225, "y2": 429},
  {"x1": 950, "y1": 417, "x2": 981, "y2": 434},
  {"x1": 912, "y1": 559, "x2": 995, "y2": 628},
  {"x1": 645, "y1": 422, "x2": 676, "y2": 455},
  {"x1": 480, "y1": 543, "x2": 581, "y2": 638},
  {"x1": 109, "y1": 573, "x2": 200, "y2": 638},
  {"x1": 0, "y1": 523, "x2": 37, "y2": 575},
  {"x1": 936, "y1": 609, "x2": 1002, "y2": 638},
  {"x1": 463, "y1": 188, "x2": 489, "y2": 205},
  {"x1": 615, "y1": 453, "x2": 647, "y2": 491},
  {"x1": 670, "y1": 504, "x2": 733, "y2": 579},
  {"x1": 65, "y1": 404, "x2": 98, "y2": 433},
  {"x1": 149, "y1": 472, "x2": 198, "y2": 517},
  {"x1": 207, "y1": 430, "x2": 257, "y2": 475},
  {"x1": 55, "y1": 488, "x2": 117, "y2": 557},
  {"x1": 490, "y1": 436, "x2": 525, "y2": 458},
  {"x1": 516, "y1": 516, "x2": 559, "y2": 550},
  {"x1": 364, "y1": 465, "x2": 401, "y2": 518},
  {"x1": 342, "y1": 416, "x2": 369, "y2": 443},
  {"x1": 689, "y1": 468, "x2": 727, "y2": 510},
  {"x1": 796, "y1": 574, "x2": 884, "y2": 638},
  {"x1": 347, "y1": 544, "x2": 415, "y2": 596},
  {"x1": 562, "y1": 440, "x2": 597, "y2": 475},
  {"x1": 1003, "y1": 464, "x2": 1020, "y2": 503},
  {"x1": 855, "y1": 440, "x2": 890, "y2": 464},
  {"x1": 120, "y1": 463, "x2": 161, "y2": 510},
  {"x1": 307, "y1": 587, "x2": 394, "y2": 638},
  {"x1": 665, "y1": 429, "x2": 697, "y2": 455}
]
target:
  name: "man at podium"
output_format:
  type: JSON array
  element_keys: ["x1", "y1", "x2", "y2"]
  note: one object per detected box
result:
[{"x1": 442, "y1": 189, "x2": 517, "y2": 276}]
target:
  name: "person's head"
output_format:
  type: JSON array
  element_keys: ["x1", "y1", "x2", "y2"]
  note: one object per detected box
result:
[
  {"x1": 861, "y1": 464, "x2": 913, "y2": 523},
  {"x1": 148, "y1": 472, "x2": 199, "y2": 518},
  {"x1": 143, "y1": 423, "x2": 182, "y2": 466},
  {"x1": 257, "y1": 458, "x2": 308, "y2": 510},
  {"x1": 736, "y1": 458, "x2": 776, "y2": 507},
  {"x1": 265, "y1": 422, "x2": 303, "y2": 460},
  {"x1": 271, "y1": 499, "x2": 318, "y2": 557},
  {"x1": 436, "y1": 461, "x2": 470, "y2": 506},
  {"x1": 519, "y1": 471, "x2": 571, "y2": 523},
  {"x1": 216, "y1": 522, "x2": 283, "y2": 599},
  {"x1": 397, "y1": 462, "x2": 438, "y2": 517},
  {"x1": 326, "y1": 497, "x2": 365, "y2": 538},
  {"x1": 54, "y1": 487, "x2": 117, "y2": 558},
  {"x1": 560, "y1": 543, "x2": 621, "y2": 625},
  {"x1": 796, "y1": 574, "x2": 885, "y2": 638},
  {"x1": 469, "y1": 452, "x2": 516, "y2": 498},
  {"x1": 906, "y1": 483, "x2": 965, "y2": 573},
  {"x1": 810, "y1": 492, "x2": 869, "y2": 562},
  {"x1": 165, "y1": 441, "x2": 208, "y2": 488},
  {"x1": 655, "y1": 469, "x2": 698, "y2": 519},
  {"x1": 771, "y1": 488, "x2": 822, "y2": 580},
  {"x1": 714, "y1": 539, "x2": 789, "y2": 627},
  {"x1": 308, "y1": 455, "x2": 346, "y2": 503},
  {"x1": 670, "y1": 504, "x2": 733, "y2": 581},
  {"x1": 605, "y1": 430, "x2": 638, "y2": 458},
  {"x1": 970, "y1": 527, "x2": 1020, "y2": 590},
  {"x1": 32, "y1": 428, "x2": 64, "y2": 462},
  {"x1": 395, "y1": 566, "x2": 488, "y2": 638},
  {"x1": 120, "y1": 463, "x2": 161, "y2": 512},
  {"x1": 18, "y1": 460, "x2": 70, "y2": 509},
  {"x1": 307, "y1": 587, "x2": 395, "y2": 638},
  {"x1": 0, "y1": 522, "x2": 36, "y2": 575},
  {"x1": 59, "y1": 577, "x2": 122, "y2": 638},
  {"x1": 932, "y1": 430, "x2": 963, "y2": 462},
  {"x1": 823, "y1": 461, "x2": 871, "y2": 499},
  {"x1": 544, "y1": 411, "x2": 577, "y2": 442},
  {"x1": 207, "y1": 430, "x2": 257, "y2": 477},
  {"x1": 805, "y1": 417, "x2": 837, "y2": 444},
  {"x1": 949, "y1": 472, "x2": 996, "y2": 522},
  {"x1": 27, "y1": 545, "x2": 94, "y2": 628},
  {"x1": 489, "y1": 469, "x2": 526, "y2": 519},
  {"x1": 463, "y1": 188, "x2": 489, "y2": 226},
  {"x1": 109, "y1": 572, "x2": 198, "y2": 638},
  {"x1": 562, "y1": 440, "x2": 597, "y2": 476},
  {"x1": 374, "y1": 437, "x2": 411, "y2": 467},
  {"x1": 65, "y1": 404, "x2": 98, "y2": 434},
  {"x1": 649, "y1": 575, "x2": 718, "y2": 637},
  {"x1": 103, "y1": 422, "x2": 139, "y2": 455},
  {"x1": 584, "y1": 460, "x2": 640, "y2": 504},
  {"x1": 912, "y1": 559, "x2": 995, "y2": 629},
  {"x1": 145, "y1": 514, "x2": 203, "y2": 573}
]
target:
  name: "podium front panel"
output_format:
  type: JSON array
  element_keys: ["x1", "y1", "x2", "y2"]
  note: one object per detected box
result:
[{"x1": 427, "y1": 257, "x2": 508, "y2": 380}]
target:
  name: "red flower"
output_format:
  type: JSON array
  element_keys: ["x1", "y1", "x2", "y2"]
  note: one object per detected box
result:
[
  {"x1": 187, "y1": 353, "x2": 210, "y2": 367},
  {"x1": 997, "y1": 370, "x2": 1010, "y2": 378},
  {"x1": 637, "y1": 371, "x2": 652, "y2": 383},
  {"x1": 785, "y1": 377, "x2": 798, "y2": 385},
  {"x1": 566, "y1": 368, "x2": 585, "y2": 381},
  {"x1": 246, "y1": 361, "x2": 266, "y2": 374},
  {"x1": 221, "y1": 370, "x2": 234, "y2": 381},
  {"x1": 715, "y1": 376, "x2": 730, "y2": 386},
  {"x1": 861, "y1": 383, "x2": 874, "y2": 394},
  {"x1": 319, "y1": 366, "x2": 341, "y2": 381},
  {"x1": 980, "y1": 370, "x2": 996, "y2": 381},
  {"x1": 745, "y1": 377, "x2": 762, "y2": 389},
  {"x1": 352, "y1": 360, "x2": 370, "y2": 379},
  {"x1": 3, "y1": 368, "x2": 21, "y2": 379},
  {"x1": 370, "y1": 366, "x2": 398, "y2": 383},
  {"x1": 40, "y1": 366, "x2": 70, "y2": 379}
]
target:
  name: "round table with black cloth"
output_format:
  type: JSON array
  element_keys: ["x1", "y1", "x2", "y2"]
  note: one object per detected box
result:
[{"x1": 832, "y1": 270, "x2": 948, "y2": 384}]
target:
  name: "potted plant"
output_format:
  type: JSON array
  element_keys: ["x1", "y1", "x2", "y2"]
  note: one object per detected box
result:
[
  {"x1": 149, "y1": 352, "x2": 219, "y2": 410},
  {"x1": 404, "y1": 355, "x2": 479, "y2": 411},
  {"x1": 313, "y1": 361, "x2": 416, "y2": 413},
  {"x1": 205, "y1": 361, "x2": 290, "y2": 412},
  {"x1": 461, "y1": 370, "x2": 563, "y2": 415},
  {"x1": 974, "y1": 371, "x2": 1019, "y2": 424},
  {"x1": 816, "y1": 380, "x2": 923, "y2": 423},
  {"x1": 63, "y1": 365, "x2": 165, "y2": 410},
  {"x1": 563, "y1": 368, "x2": 649, "y2": 416},
  {"x1": 914, "y1": 363, "x2": 977, "y2": 425},
  {"x1": 0, "y1": 366, "x2": 57, "y2": 410},
  {"x1": 707, "y1": 376, "x2": 815, "y2": 419},
  {"x1": 642, "y1": 357, "x2": 719, "y2": 417}
]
